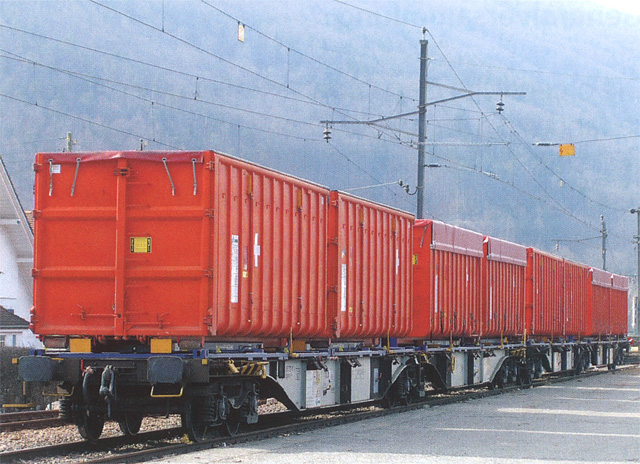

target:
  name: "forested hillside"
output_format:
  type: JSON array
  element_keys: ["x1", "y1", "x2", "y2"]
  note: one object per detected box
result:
[{"x1": 1, "y1": 0, "x2": 638, "y2": 276}]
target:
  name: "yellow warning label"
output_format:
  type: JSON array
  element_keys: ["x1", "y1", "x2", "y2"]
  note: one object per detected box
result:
[
  {"x1": 130, "y1": 237, "x2": 152, "y2": 253},
  {"x1": 412, "y1": 254, "x2": 419, "y2": 265}
]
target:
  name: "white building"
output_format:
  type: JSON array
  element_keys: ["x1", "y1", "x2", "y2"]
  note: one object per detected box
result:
[
  {"x1": 0, "y1": 306, "x2": 30, "y2": 347},
  {"x1": 0, "y1": 155, "x2": 40, "y2": 347}
]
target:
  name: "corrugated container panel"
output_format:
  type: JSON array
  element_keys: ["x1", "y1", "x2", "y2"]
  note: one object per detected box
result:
[
  {"x1": 563, "y1": 260, "x2": 590, "y2": 337},
  {"x1": 526, "y1": 248, "x2": 563, "y2": 338},
  {"x1": 32, "y1": 151, "x2": 331, "y2": 340},
  {"x1": 327, "y1": 191, "x2": 412, "y2": 339},
  {"x1": 213, "y1": 154, "x2": 329, "y2": 338},
  {"x1": 411, "y1": 220, "x2": 483, "y2": 339},
  {"x1": 483, "y1": 237, "x2": 527, "y2": 338},
  {"x1": 588, "y1": 268, "x2": 612, "y2": 337},
  {"x1": 611, "y1": 274, "x2": 629, "y2": 336}
]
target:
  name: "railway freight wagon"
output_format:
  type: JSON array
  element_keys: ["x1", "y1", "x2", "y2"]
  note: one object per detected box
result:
[
  {"x1": 587, "y1": 268, "x2": 612, "y2": 337},
  {"x1": 562, "y1": 259, "x2": 590, "y2": 338},
  {"x1": 611, "y1": 274, "x2": 629, "y2": 336},
  {"x1": 17, "y1": 150, "x2": 630, "y2": 443},
  {"x1": 482, "y1": 236, "x2": 527, "y2": 339},
  {"x1": 410, "y1": 219, "x2": 484, "y2": 339},
  {"x1": 526, "y1": 248, "x2": 564, "y2": 339},
  {"x1": 327, "y1": 190, "x2": 413, "y2": 340}
]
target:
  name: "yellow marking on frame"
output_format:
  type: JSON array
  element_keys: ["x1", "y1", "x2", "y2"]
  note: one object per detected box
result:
[
  {"x1": 69, "y1": 338, "x2": 91, "y2": 353},
  {"x1": 150, "y1": 385, "x2": 184, "y2": 398},
  {"x1": 150, "y1": 338, "x2": 173, "y2": 354},
  {"x1": 227, "y1": 360, "x2": 240, "y2": 374}
]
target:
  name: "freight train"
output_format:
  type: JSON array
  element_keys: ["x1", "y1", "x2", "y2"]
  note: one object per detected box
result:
[{"x1": 17, "y1": 150, "x2": 629, "y2": 441}]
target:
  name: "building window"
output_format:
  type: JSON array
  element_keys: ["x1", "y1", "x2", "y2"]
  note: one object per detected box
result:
[
  {"x1": 0, "y1": 336, "x2": 5, "y2": 347},
  {"x1": 12, "y1": 334, "x2": 17, "y2": 346}
]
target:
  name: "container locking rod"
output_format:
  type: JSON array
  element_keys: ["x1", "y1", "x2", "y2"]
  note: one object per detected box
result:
[
  {"x1": 48, "y1": 159, "x2": 54, "y2": 196},
  {"x1": 162, "y1": 157, "x2": 175, "y2": 196},
  {"x1": 192, "y1": 158, "x2": 197, "y2": 195},
  {"x1": 71, "y1": 158, "x2": 81, "y2": 196}
]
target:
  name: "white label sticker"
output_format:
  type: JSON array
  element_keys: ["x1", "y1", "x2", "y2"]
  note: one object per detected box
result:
[
  {"x1": 396, "y1": 249, "x2": 400, "y2": 275},
  {"x1": 231, "y1": 235, "x2": 239, "y2": 303},
  {"x1": 254, "y1": 233, "x2": 260, "y2": 267},
  {"x1": 50, "y1": 164, "x2": 61, "y2": 174},
  {"x1": 434, "y1": 274, "x2": 439, "y2": 314},
  {"x1": 489, "y1": 286, "x2": 493, "y2": 319},
  {"x1": 341, "y1": 264, "x2": 347, "y2": 312}
]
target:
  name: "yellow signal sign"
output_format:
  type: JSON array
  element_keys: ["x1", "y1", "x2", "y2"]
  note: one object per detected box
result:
[{"x1": 559, "y1": 144, "x2": 575, "y2": 157}]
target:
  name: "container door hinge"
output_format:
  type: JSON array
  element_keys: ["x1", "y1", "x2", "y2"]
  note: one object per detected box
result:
[
  {"x1": 204, "y1": 209, "x2": 215, "y2": 218},
  {"x1": 204, "y1": 315, "x2": 213, "y2": 326},
  {"x1": 31, "y1": 268, "x2": 40, "y2": 277},
  {"x1": 204, "y1": 269, "x2": 214, "y2": 278},
  {"x1": 114, "y1": 167, "x2": 131, "y2": 177}
]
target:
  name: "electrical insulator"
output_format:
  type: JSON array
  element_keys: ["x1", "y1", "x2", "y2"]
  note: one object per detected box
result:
[
  {"x1": 496, "y1": 100, "x2": 505, "y2": 113},
  {"x1": 323, "y1": 125, "x2": 331, "y2": 142}
]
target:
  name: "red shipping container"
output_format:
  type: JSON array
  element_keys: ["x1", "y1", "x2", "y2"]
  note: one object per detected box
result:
[
  {"x1": 32, "y1": 151, "x2": 330, "y2": 341},
  {"x1": 587, "y1": 268, "x2": 612, "y2": 337},
  {"x1": 411, "y1": 220, "x2": 484, "y2": 339},
  {"x1": 562, "y1": 260, "x2": 590, "y2": 337},
  {"x1": 611, "y1": 274, "x2": 629, "y2": 336},
  {"x1": 483, "y1": 236, "x2": 527, "y2": 338},
  {"x1": 526, "y1": 248, "x2": 564, "y2": 338},
  {"x1": 327, "y1": 191, "x2": 413, "y2": 339}
]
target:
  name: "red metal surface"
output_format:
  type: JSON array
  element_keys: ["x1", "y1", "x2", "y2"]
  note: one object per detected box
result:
[
  {"x1": 33, "y1": 151, "x2": 330, "y2": 340},
  {"x1": 562, "y1": 260, "x2": 590, "y2": 337},
  {"x1": 611, "y1": 274, "x2": 629, "y2": 336},
  {"x1": 327, "y1": 191, "x2": 412, "y2": 339},
  {"x1": 483, "y1": 237, "x2": 527, "y2": 338},
  {"x1": 411, "y1": 220, "x2": 484, "y2": 339},
  {"x1": 526, "y1": 248, "x2": 563, "y2": 338},
  {"x1": 212, "y1": 155, "x2": 329, "y2": 339},
  {"x1": 33, "y1": 151, "x2": 213, "y2": 338},
  {"x1": 588, "y1": 268, "x2": 612, "y2": 337}
]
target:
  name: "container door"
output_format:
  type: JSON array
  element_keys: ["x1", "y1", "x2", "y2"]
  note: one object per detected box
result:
[
  {"x1": 32, "y1": 152, "x2": 211, "y2": 338},
  {"x1": 118, "y1": 154, "x2": 211, "y2": 337}
]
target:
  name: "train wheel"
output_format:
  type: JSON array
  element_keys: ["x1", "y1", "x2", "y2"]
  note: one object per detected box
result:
[
  {"x1": 223, "y1": 410, "x2": 242, "y2": 437},
  {"x1": 77, "y1": 411, "x2": 105, "y2": 442},
  {"x1": 119, "y1": 412, "x2": 144, "y2": 436},
  {"x1": 493, "y1": 365, "x2": 507, "y2": 389},
  {"x1": 383, "y1": 371, "x2": 409, "y2": 407},
  {"x1": 517, "y1": 362, "x2": 533, "y2": 386},
  {"x1": 181, "y1": 397, "x2": 209, "y2": 442}
]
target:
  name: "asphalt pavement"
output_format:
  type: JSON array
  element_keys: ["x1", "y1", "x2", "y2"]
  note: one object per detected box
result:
[{"x1": 152, "y1": 366, "x2": 640, "y2": 464}]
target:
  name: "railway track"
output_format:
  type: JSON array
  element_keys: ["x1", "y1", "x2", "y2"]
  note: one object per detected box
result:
[
  {"x1": 3, "y1": 365, "x2": 632, "y2": 464},
  {"x1": 0, "y1": 410, "x2": 62, "y2": 432}
]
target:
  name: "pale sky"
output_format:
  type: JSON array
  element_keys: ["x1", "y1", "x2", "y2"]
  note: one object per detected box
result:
[{"x1": 587, "y1": 0, "x2": 640, "y2": 15}]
